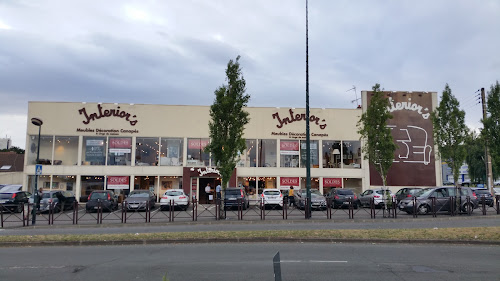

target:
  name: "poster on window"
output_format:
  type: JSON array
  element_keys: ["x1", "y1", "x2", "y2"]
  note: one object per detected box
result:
[
  {"x1": 300, "y1": 142, "x2": 318, "y2": 165},
  {"x1": 109, "y1": 138, "x2": 132, "y2": 153},
  {"x1": 107, "y1": 176, "x2": 130, "y2": 189},
  {"x1": 85, "y1": 139, "x2": 105, "y2": 163},
  {"x1": 280, "y1": 177, "x2": 299, "y2": 187},
  {"x1": 280, "y1": 141, "x2": 299, "y2": 155},
  {"x1": 323, "y1": 178, "x2": 342, "y2": 188}
]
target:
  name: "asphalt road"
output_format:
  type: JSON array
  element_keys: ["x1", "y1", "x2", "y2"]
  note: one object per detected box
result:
[{"x1": 0, "y1": 243, "x2": 498, "y2": 280}]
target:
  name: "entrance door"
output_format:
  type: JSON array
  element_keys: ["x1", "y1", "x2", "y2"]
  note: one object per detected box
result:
[{"x1": 199, "y1": 178, "x2": 219, "y2": 204}]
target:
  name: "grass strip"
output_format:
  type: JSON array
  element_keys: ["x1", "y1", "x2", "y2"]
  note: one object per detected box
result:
[{"x1": 0, "y1": 227, "x2": 499, "y2": 243}]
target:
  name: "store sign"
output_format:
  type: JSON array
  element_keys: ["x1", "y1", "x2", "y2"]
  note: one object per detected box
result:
[
  {"x1": 78, "y1": 104, "x2": 138, "y2": 126},
  {"x1": 197, "y1": 167, "x2": 221, "y2": 177},
  {"x1": 188, "y1": 139, "x2": 210, "y2": 150},
  {"x1": 323, "y1": 178, "x2": 342, "y2": 188},
  {"x1": 280, "y1": 177, "x2": 299, "y2": 186},
  {"x1": 280, "y1": 140, "x2": 299, "y2": 154},
  {"x1": 107, "y1": 176, "x2": 130, "y2": 189},
  {"x1": 272, "y1": 109, "x2": 327, "y2": 130}
]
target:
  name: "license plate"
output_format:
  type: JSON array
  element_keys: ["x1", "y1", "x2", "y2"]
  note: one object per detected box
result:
[
  {"x1": 269, "y1": 196, "x2": 276, "y2": 199},
  {"x1": 94, "y1": 206, "x2": 98, "y2": 209},
  {"x1": 0, "y1": 200, "x2": 6, "y2": 204},
  {"x1": 343, "y1": 202, "x2": 349, "y2": 205}
]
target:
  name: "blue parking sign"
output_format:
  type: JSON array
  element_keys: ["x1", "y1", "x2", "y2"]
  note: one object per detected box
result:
[{"x1": 35, "y1": 164, "x2": 42, "y2": 175}]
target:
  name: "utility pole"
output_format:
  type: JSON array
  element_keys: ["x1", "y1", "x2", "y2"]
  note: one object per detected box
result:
[{"x1": 481, "y1": 87, "x2": 494, "y2": 194}]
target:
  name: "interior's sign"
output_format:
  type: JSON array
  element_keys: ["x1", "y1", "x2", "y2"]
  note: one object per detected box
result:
[
  {"x1": 272, "y1": 109, "x2": 327, "y2": 129},
  {"x1": 197, "y1": 167, "x2": 221, "y2": 177},
  {"x1": 78, "y1": 104, "x2": 138, "y2": 126}
]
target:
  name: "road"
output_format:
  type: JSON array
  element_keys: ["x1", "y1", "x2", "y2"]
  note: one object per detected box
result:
[{"x1": 0, "y1": 243, "x2": 498, "y2": 280}]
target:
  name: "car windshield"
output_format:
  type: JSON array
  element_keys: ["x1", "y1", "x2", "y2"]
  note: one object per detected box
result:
[
  {"x1": 409, "y1": 188, "x2": 422, "y2": 194},
  {"x1": 337, "y1": 190, "x2": 354, "y2": 195},
  {"x1": 165, "y1": 191, "x2": 184, "y2": 196},
  {"x1": 263, "y1": 190, "x2": 280, "y2": 196},
  {"x1": 129, "y1": 193, "x2": 149, "y2": 198},
  {"x1": 416, "y1": 189, "x2": 434, "y2": 197},
  {"x1": 90, "y1": 192, "x2": 109, "y2": 200}
]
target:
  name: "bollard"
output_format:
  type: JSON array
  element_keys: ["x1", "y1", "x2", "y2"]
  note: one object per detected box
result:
[
  {"x1": 412, "y1": 197, "x2": 417, "y2": 218},
  {"x1": 431, "y1": 197, "x2": 437, "y2": 217},
  {"x1": 481, "y1": 196, "x2": 486, "y2": 215}
]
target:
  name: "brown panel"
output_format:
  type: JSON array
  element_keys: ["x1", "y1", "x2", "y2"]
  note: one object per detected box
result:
[{"x1": 367, "y1": 92, "x2": 436, "y2": 186}]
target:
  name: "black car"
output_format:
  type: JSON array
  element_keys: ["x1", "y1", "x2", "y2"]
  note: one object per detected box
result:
[
  {"x1": 39, "y1": 190, "x2": 77, "y2": 213},
  {"x1": 326, "y1": 188, "x2": 360, "y2": 209},
  {"x1": 394, "y1": 187, "x2": 423, "y2": 203},
  {"x1": 224, "y1": 188, "x2": 249, "y2": 210},
  {"x1": 472, "y1": 188, "x2": 494, "y2": 207},
  {"x1": 0, "y1": 191, "x2": 30, "y2": 213},
  {"x1": 86, "y1": 190, "x2": 119, "y2": 212}
]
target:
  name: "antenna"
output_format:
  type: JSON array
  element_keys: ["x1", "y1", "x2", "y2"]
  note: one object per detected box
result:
[{"x1": 347, "y1": 86, "x2": 360, "y2": 107}]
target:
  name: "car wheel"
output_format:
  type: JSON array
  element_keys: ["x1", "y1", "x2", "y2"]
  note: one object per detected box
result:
[
  {"x1": 462, "y1": 203, "x2": 474, "y2": 213},
  {"x1": 15, "y1": 205, "x2": 23, "y2": 213},
  {"x1": 417, "y1": 204, "x2": 430, "y2": 215}
]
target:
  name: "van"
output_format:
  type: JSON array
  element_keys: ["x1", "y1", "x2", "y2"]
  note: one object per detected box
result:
[{"x1": 398, "y1": 187, "x2": 478, "y2": 214}]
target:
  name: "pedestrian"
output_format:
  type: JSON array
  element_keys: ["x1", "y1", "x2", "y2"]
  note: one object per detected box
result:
[
  {"x1": 204, "y1": 183, "x2": 212, "y2": 203},
  {"x1": 288, "y1": 186, "x2": 295, "y2": 207},
  {"x1": 216, "y1": 183, "x2": 222, "y2": 200}
]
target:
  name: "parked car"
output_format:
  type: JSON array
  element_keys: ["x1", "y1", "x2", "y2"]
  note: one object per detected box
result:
[
  {"x1": 0, "y1": 184, "x2": 22, "y2": 193},
  {"x1": 0, "y1": 191, "x2": 31, "y2": 213},
  {"x1": 224, "y1": 187, "x2": 249, "y2": 210},
  {"x1": 160, "y1": 189, "x2": 189, "y2": 210},
  {"x1": 39, "y1": 190, "x2": 77, "y2": 213},
  {"x1": 261, "y1": 189, "x2": 283, "y2": 209},
  {"x1": 295, "y1": 189, "x2": 327, "y2": 210},
  {"x1": 86, "y1": 190, "x2": 119, "y2": 212},
  {"x1": 472, "y1": 188, "x2": 494, "y2": 207},
  {"x1": 124, "y1": 190, "x2": 156, "y2": 211},
  {"x1": 326, "y1": 188, "x2": 360, "y2": 209},
  {"x1": 398, "y1": 187, "x2": 478, "y2": 214},
  {"x1": 493, "y1": 187, "x2": 500, "y2": 196},
  {"x1": 359, "y1": 189, "x2": 394, "y2": 208},
  {"x1": 394, "y1": 187, "x2": 423, "y2": 203}
]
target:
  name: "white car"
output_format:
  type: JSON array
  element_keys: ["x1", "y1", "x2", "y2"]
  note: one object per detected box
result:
[
  {"x1": 261, "y1": 189, "x2": 283, "y2": 209},
  {"x1": 493, "y1": 187, "x2": 500, "y2": 197},
  {"x1": 359, "y1": 188, "x2": 395, "y2": 208},
  {"x1": 160, "y1": 189, "x2": 189, "y2": 210}
]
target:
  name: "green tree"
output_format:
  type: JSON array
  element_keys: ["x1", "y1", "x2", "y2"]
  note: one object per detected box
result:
[
  {"x1": 205, "y1": 56, "x2": 250, "y2": 189},
  {"x1": 0, "y1": 146, "x2": 24, "y2": 154},
  {"x1": 464, "y1": 131, "x2": 486, "y2": 184},
  {"x1": 482, "y1": 81, "x2": 500, "y2": 182},
  {"x1": 431, "y1": 84, "x2": 467, "y2": 188},
  {"x1": 357, "y1": 84, "x2": 397, "y2": 209}
]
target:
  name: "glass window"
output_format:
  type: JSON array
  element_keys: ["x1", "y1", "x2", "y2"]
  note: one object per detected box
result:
[
  {"x1": 300, "y1": 140, "x2": 319, "y2": 168},
  {"x1": 135, "y1": 137, "x2": 159, "y2": 166},
  {"x1": 160, "y1": 176, "x2": 182, "y2": 194},
  {"x1": 81, "y1": 175, "x2": 105, "y2": 202},
  {"x1": 27, "y1": 135, "x2": 53, "y2": 165},
  {"x1": 134, "y1": 176, "x2": 157, "y2": 193},
  {"x1": 82, "y1": 137, "x2": 106, "y2": 165},
  {"x1": 258, "y1": 139, "x2": 277, "y2": 167},
  {"x1": 280, "y1": 140, "x2": 299, "y2": 168},
  {"x1": 187, "y1": 138, "x2": 210, "y2": 166},
  {"x1": 343, "y1": 178, "x2": 362, "y2": 195},
  {"x1": 108, "y1": 137, "x2": 132, "y2": 166},
  {"x1": 322, "y1": 140, "x2": 341, "y2": 168},
  {"x1": 54, "y1": 136, "x2": 78, "y2": 166},
  {"x1": 300, "y1": 177, "x2": 319, "y2": 190},
  {"x1": 238, "y1": 139, "x2": 257, "y2": 167},
  {"x1": 258, "y1": 177, "x2": 277, "y2": 194},
  {"x1": 52, "y1": 175, "x2": 76, "y2": 191},
  {"x1": 160, "y1": 138, "x2": 184, "y2": 166},
  {"x1": 238, "y1": 177, "x2": 256, "y2": 196},
  {"x1": 342, "y1": 141, "x2": 362, "y2": 169}
]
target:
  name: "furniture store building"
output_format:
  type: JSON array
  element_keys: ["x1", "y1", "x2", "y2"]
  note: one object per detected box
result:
[{"x1": 23, "y1": 91, "x2": 442, "y2": 202}]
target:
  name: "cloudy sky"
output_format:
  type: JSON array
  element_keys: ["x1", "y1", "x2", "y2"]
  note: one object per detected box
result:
[{"x1": 1, "y1": 0, "x2": 499, "y2": 148}]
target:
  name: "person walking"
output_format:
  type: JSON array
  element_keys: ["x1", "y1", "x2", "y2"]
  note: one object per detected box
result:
[
  {"x1": 288, "y1": 186, "x2": 295, "y2": 207},
  {"x1": 204, "y1": 183, "x2": 212, "y2": 204},
  {"x1": 215, "y1": 183, "x2": 222, "y2": 200}
]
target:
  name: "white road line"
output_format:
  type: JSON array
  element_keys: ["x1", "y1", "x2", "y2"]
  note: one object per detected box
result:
[
  {"x1": 6, "y1": 266, "x2": 66, "y2": 269},
  {"x1": 281, "y1": 260, "x2": 348, "y2": 263}
]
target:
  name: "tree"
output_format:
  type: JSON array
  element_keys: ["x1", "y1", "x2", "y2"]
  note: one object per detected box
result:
[
  {"x1": 464, "y1": 131, "x2": 486, "y2": 184},
  {"x1": 431, "y1": 84, "x2": 467, "y2": 189},
  {"x1": 205, "y1": 56, "x2": 250, "y2": 189},
  {"x1": 357, "y1": 84, "x2": 397, "y2": 209},
  {"x1": 482, "y1": 81, "x2": 500, "y2": 182}
]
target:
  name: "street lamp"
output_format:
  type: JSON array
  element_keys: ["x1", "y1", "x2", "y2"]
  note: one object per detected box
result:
[
  {"x1": 31, "y1": 117, "x2": 43, "y2": 225},
  {"x1": 305, "y1": 0, "x2": 311, "y2": 218}
]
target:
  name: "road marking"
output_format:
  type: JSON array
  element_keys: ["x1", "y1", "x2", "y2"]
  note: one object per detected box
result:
[
  {"x1": 6, "y1": 266, "x2": 66, "y2": 269},
  {"x1": 281, "y1": 260, "x2": 348, "y2": 263}
]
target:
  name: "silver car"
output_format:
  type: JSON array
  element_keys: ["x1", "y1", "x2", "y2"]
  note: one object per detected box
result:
[
  {"x1": 359, "y1": 189, "x2": 394, "y2": 208},
  {"x1": 124, "y1": 190, "x2": 156, "y2": 211},
  {"x1": 295, "y1": 189, "x2": 327, "y2": 210}
]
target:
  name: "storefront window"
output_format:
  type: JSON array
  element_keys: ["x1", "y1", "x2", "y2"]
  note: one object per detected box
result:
[
  {"x1": 280, "y1": 140, "x2": 299, "y2": 168},
  {"x1": 27, "y1": 135, "x2": 53, "y2": 165},
  {"x1": 343, "y1": 178, "x2": 362, "y2": 195},
  {"x1": 54, "y1": 136, "x2": 78, "y2": 166},
  {"x1": 82, "y1": 137, "x2": 106, "y2": 165},
  {"x1": 39, "y1": 175, "x2": 52, "y2": 189},
  {"x1": 322, "y1": 177, "x2": 343, "y2": 194},
  {"x1": 107, "y1": 176, "x2": 130, "y2": 202},
  {"x1": 258, "y1": 177, "x2": 277, "y2": 194},
  {"x1": 159, "y1": 176, "x2": 182, "y2": 195},
  {"x1": 237, "y1": 177, "x2": 256, "y2": 196},
  {"x1": 342, "y1": 141, "x2": 362, "y2": 169},
  {"x1": 108, "y1": 137, "x2": 132, "y2": 166},
  {"x1": 238, "y1": 139, "x2": 257, "y2": 167},
  {"x1": 322, "y1": 140, "x2": 341, "y2": 168},
  {"x1": 159, "y1": 138, "x2": 184, "y2": 166},
  {"x1": 134, "y1": 176, "x2": 157, "y2": 192},
  {"x1": 258, "y1": 139, "x2": 277, "y2": 167},
  {"x1": 52, "y1": 175, "x2": 76, "y2": 191},
  {"x1": 300, "y1": 177, "x2": 320, "y2": 191},
  {"x1": 187, "y1": 138, "x2": 210, "y2": 166},
  {"x1": 81, "y1": 175, "x2": 105, "y2": 202},
  {"x1": 300, "y1": 140, "x2": 319, "y2": 168},
  {"x1": 136, "y1": 137, "x2": 159, "y2": 166}
]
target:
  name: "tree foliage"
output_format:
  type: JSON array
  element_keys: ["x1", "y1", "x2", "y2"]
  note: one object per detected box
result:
[
  {"x1": 482, "y1": 81, "x2": 500, "y2": 180},
  {"x1": 464, "y1": 131, "x2": 486, "y2": 184},
  {"x1": 357, "y1": 83, "x2": 397, "y2": 187},
  {"x1": 431, "y1": 84, "x2": 467, "y2": 187},
  {"x1": 0, "y1": 146, "x2": 25, "y2": 154},
  {"x1": 205, "y1": 56, "x2": 250, "y2": 189}
]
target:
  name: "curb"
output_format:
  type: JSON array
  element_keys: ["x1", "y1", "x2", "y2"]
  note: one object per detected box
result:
[{"x1": 1, "y1": 237, "x2": 499, "y2": 248}]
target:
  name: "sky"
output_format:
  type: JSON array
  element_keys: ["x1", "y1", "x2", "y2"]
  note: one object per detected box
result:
[{"x1": 1, "y1": 0, "x2": 499, "y2": 149}]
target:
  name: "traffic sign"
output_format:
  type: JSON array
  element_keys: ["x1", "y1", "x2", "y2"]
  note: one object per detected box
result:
[{"x1": 35, "y1": 164, "x2": 42, "y2": 175}]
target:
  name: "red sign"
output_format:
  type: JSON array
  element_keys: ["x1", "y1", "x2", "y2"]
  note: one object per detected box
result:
[
  {"x1": 280, "y1": 141, "x2": 299, "y2": 151},
  {"x1": 109, "y1": 138, "x2": 131, "y2": 148},
  {"x1": 188, "y1": 139, "x2": 210, "y2": 149},
  {"x1": 323, "y1": 178, "x2": 342, "y2": 188},
  {"x1": 280, "y1": 177, "x2": 299, "y2": 186},
  {"x1": 107, "y1": 176, "x2": 130, "y2": 189}
]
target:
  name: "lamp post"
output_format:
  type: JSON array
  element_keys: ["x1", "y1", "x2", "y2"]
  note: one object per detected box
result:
[
  {"x1": 305, "y1": 0, "x2": 311, "y2": 218},
  {"x1": 31, "y1": 117, "x2": 43, "y2": 225}
]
